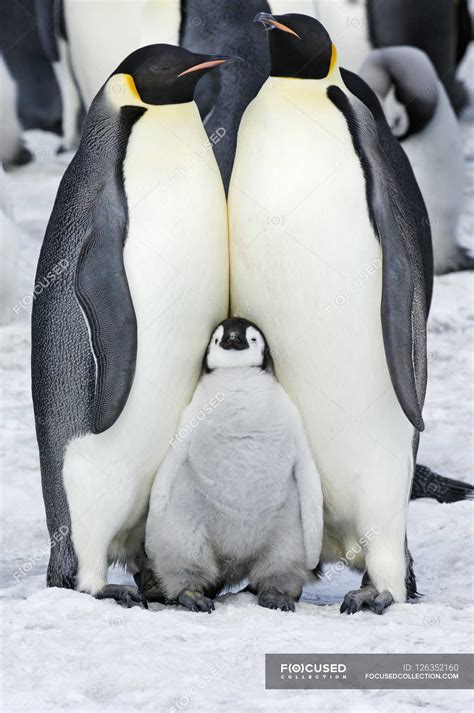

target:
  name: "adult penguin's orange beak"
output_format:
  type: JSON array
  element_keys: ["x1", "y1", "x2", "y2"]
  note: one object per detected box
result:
[
  {"x1": 177, "y1": 56, "x2": 239, "y2": 77},
  {"x1": 254, "y1": 12, "x2": 302, "y2": 39}
]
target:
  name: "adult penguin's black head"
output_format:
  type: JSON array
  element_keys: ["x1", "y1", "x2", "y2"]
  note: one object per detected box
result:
[
  {"x1": 113, "y1": 44, "x2": 237, "y2": 105},
  {"x1": 254, "y1": 12, "x2": 337, "y2": 80}
]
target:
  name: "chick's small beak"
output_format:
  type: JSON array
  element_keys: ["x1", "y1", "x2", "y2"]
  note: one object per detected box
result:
[
  {"x1": 254, "y1": 12, "x2": 301, "y2": 39},
  {"x1": 177, "y1": 56, "x2": 238, "y2": 77}
]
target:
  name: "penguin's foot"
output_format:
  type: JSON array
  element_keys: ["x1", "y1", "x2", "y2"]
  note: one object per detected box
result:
[
  {"x1": 258, "y1": 591, "x2": 296, "y2": 612},
  {"x1": 95, "y1": 584, "x2": 148, "y2": 609},
  {"x1": 340, "y1": 585, "x2": 393, "y2": 615},
  {"x1": 13, "y1": 145, "x2": 33, "y2": 166},
  {"x1": 177, "y1": 589, "x2": 215, "y2": 613},
  {"x1": 133, "y1": 568, "x2": 168, "y2": 603}
]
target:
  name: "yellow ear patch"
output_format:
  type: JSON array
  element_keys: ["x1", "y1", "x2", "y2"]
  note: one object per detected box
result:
[
  {"x1": 329, "y1": 44, "x2": 338, "y2": 76},
  {"x1": 124, "y1": 74, "x2": 142, "y2": 102}
]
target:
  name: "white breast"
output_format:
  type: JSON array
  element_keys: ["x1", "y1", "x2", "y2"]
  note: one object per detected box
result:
[
  {"x1": 229, "y1": 77, "x2": 413, "y2": 543},
  {"x1": 63, "y1": 101, "x2": 228, "y2": 538}
]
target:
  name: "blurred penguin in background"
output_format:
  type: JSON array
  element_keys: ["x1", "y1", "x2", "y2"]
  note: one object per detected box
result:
[
  {"x1": 0, "y1": 0, "x2": 62, "y2": 135},
  {"x1": 366, "y1": 0, "x2": 472, "y2": 114},
  {"x1": 0, "y1": 58, "x2": 32, "y2": 167},
  {"x1": 0, "y1": 167, "x2": 21, "y2": 326},
  {"x1": 360, "y1": 46, "x2": 472, "y2": 274},
  {"x1": 181, "y1": 0, "x2": 271, "y2": 191}
]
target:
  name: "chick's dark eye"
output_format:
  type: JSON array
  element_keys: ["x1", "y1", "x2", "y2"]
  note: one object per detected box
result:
[
  {"x1": 215, "y1": 339, "x2": 218, "y2": 344},
  {"x1": 251, "y1": 338, "x2": 257, "y2": 343}
]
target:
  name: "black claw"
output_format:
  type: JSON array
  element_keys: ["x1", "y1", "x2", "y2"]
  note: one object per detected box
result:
[
  {"x1": 96, "y1": 584, "x2": 148, "y2": 609},
  {"x1": 138, "y1": 591, "x2": 149, "y2": 609},
  {"x1": 258, "y1": 592, "x2": 297, "y2": 612},
  {"x1": 341, "y1": 586, "x2": 394, "y2": 616},
  {"x1": 370, "y1": 601, "x2": 383, "y2": 615},
  {"x1": 178, "y1": 589, "x2": 215, "y2": 613}
]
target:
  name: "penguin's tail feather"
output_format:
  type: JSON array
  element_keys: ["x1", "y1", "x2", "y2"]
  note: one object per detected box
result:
[
  {"x1": 441, "y1": 246, "x2": 474, "y2": 274},
  {"x1": 454, "y1": 246, "x2": 474, "y2": 272},
  {"x1": 446, "y1": 77, "x2": 469, "y2": 116},
  {"x1": 411, "y1": 464, "x2": 474, "y2": 503}
]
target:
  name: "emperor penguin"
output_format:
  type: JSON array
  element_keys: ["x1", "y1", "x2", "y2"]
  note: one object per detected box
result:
[
  {"x1": 181, "y1": 0, "x2": 271, "y2": 192},
  {"x1": 31, "y1": 44, "x2": 231, "y2": 606},
  {"x1": 229, "y1": 13, "x2": 428, "y2": 614},
  {"x1": 0, "y1": 0, "x2": 62, "y2": 135},
  {"x1": 365, "y1": 0, "x2": 471, "y2": 115},
  {"x1": 360, "y1": 46, "x2": 471, "y2": 274},
  {"x1": 0, "y1": 58, "x2": 32, "y2": 167},
  {"x1": 145, "y1": 318, "x2": 323, "y2": 612},
  {"x1": 35, "y1": 1, "x2": 183, "y2": 149},
  {"x1": 269, "y1": 1, "x2": 471, "y2": 113},
  {"x1": 0, "y1": 167, "x2": 21, "y2": 325}
]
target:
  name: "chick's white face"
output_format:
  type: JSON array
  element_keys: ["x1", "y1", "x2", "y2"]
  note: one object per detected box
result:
[{"x1": 206, "y1": 325, "x2": 267, "y2": 370}]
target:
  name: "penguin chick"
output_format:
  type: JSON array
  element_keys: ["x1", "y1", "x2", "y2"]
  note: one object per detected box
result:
[
  {"x1": 360, "y1": 46, "x2": 470, "y2": 275},
  {"x1": 145, "y1": 318, "x2": 323, "y2": 613}
]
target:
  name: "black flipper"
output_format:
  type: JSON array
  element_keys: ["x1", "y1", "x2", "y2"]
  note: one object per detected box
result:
[
  {"x1": 329, "y1": 74, "x2": 428, "y2": 431},
  {"x1": 75, "y1": 181, "x2": 137, "y2": 434},
  {"x1": 340, "y1": 67, "x2": 433, "y2": 316},
  {"x1": 411, "y1": 465, "x2": 474, "y2": 503}
]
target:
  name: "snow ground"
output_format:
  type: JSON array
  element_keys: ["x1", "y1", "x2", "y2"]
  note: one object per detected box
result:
[{"x1": 1, "y1": 55, "x2": 473, "y2": 713}]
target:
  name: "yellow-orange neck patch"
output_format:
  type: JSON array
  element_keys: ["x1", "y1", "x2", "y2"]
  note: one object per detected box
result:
[
  {"x1": 329, "y1": 44, "x2": 338, "y2": 76},
  {"x1": 124, "y1": 74, "x2": 142, "y2": 103}
]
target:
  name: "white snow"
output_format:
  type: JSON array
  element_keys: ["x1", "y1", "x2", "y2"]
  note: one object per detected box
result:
[{"x1": 1, "y1": 52, "x2": 473, "y2": 713}]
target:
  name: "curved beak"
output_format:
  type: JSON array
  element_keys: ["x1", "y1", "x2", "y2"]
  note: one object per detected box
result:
[
  {"x1": 254, "y1": 12, "x2": 301, "y2": 39},
  {"x1": 177, "y1": 55, "x2": 241, "y2": 78}
]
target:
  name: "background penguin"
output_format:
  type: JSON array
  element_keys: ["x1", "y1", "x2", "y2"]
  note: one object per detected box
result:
[
  {"x1": 366, "y1": 0, "x2": 472, "y2": 114},
  {"x1": 145, "y1": 318, "x2": 323, "y2": 612},
  {"x1": 360, "y1": 46, "x2": 472, "y2": 274},
  {"x1": 0, "y1": 167, "x2": 21, "y2": 326},
  {"x1": 0, "y1": 58, "x2": 32, "y2": 167},
  {"x1": 181, "y1": 0, "x2": 271, "y2": 191},
  {"x1": 269, "y1": 0, "x2": 471, "y2": 113},
  {"x1": 31, "y1": 44, "x2": 231, "y2": 606},
  {"x1": 229, "y1": 13, "x2": 428, "y2": 614},
  {"x1": 0, "y1": 0, "x2": 62, "y2": 136}
]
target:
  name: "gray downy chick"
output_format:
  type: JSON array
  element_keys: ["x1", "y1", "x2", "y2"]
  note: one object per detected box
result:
[{"x1": 145, "y1": 317, "x2": 323, "y2": 613}]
